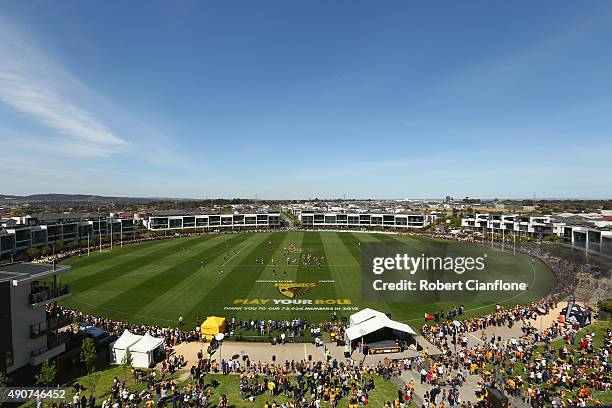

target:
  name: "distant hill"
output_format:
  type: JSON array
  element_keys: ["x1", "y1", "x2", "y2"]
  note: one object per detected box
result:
[{"x1": 0, "y1": 193, "x2": 192, "y2": 203}]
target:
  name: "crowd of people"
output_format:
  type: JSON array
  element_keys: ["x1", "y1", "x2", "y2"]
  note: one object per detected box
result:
[
  {"x1": 52, "y1": 305, "x2": 201, "y2": 346},
  {"x1": 35, "y1": 227, "x2": 608, "y2": 408},
  {"x1": 417, "y1": 302, "x2": 609, "y2": 407},
  {"x1": 235, "y1": 318, "x2": 309, "y2": 340},
  {"x1": 504, "y1": 325, "x2": 611, "y2": 407},
  {"x1": 189, "y1": 350, "x2": 409, "y2": 407}
]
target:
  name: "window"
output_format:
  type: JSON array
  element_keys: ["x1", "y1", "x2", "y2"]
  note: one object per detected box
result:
[{"x1": 183, "y1": 217, "x2": 196, "y2": 227}]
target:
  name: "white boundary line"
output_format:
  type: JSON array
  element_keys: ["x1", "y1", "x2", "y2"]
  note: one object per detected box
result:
[
  {"x1": 69, "y1": 296, "x2": 180, "y2": 323},
  {"x1": 397, "y1": 256, "x2": 539, "y2": 323}
]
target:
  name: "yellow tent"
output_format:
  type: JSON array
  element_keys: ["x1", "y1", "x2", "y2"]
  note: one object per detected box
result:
[{"x1": 200, "y1": 316, "x2": 227, "y2": 340}]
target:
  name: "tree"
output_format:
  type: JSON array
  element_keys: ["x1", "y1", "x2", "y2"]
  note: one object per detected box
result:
[
  {"x1": 26, "y1": 247, "x2": 42, "y2": 260},
  {"x1": 88, "y1": 371, "x2": 101, "y2": 395},
  {"x1": 34, "y1": 359, "x2": 57, "y2": 387},
  {"x1": 41, "y1": 245, "x2": 52, "y2": 256},
  {"x1": 80, "y1": 338, "x2": 97, "y2": 375},
  {"x1": 121, "y1": 349, "x2": 133, "y2": 383},
  {"x1": 54, "y1": 241, "x2": 65, "y2": 252}
]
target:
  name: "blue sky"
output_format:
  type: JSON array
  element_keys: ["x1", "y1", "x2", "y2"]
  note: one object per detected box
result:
[{"x1": 1, "y1": 1, "x2": 611, "y2": 199}]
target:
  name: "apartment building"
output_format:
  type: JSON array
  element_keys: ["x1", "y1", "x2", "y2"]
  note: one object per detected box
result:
[
  {"x1": 0, "y1": 263, "x2": 71, "y2": 373},
  {"x1": 0, "y1": 213, "x2": 136, "y2": 258},
  {"x1": 143, "y1": 211, "x2": 282, "y2": 231},
  {"x1": 300, "y1": 211, "x2": 427, "y2": 229}
]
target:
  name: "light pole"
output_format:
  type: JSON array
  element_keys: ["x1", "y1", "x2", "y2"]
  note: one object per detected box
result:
[{"x1": 215, "y1": 333, "x2": 225, "y2": 365}]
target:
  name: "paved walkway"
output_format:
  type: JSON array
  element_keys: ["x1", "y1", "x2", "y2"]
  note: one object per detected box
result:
[
  {"x1": 162, "y1": 303, "x2": 573, "y2": 406},
  {"x1": 168, "y1": 334, "x2": 445, "y2": 368},
  {"x1": 166, "y1": 340, "x2": 328, "y2": 368}
]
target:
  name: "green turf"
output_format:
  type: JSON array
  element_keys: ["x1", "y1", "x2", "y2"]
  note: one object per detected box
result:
[
  {"x1": 200, "y1": 373, "x2": 407, "y2": 407},
  {"x1": 20, "y1": 365, "x2": 407, "y2": 408},
  {"x1": 59, "y1": 232, "x2": 555, "y2": 328}
]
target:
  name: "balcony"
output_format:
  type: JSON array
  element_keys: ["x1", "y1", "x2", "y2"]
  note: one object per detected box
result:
[
  {"x1": 30, "y1": 335, "x2": 66, "y2": 366},
  {"x1": 29, "y1": 283, "x2": 70, "y2": 307},
  {"x1": 30, "y1": 315, "x2": 71, "y2": 338}
]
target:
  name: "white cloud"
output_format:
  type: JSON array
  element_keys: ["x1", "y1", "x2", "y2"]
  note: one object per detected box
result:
[
  {"x1": 0, "y1": 15, "x2": 126, "y2": 153},
  {"x1": 19, "y1": 136, "x2": 116, "y2": 158}
]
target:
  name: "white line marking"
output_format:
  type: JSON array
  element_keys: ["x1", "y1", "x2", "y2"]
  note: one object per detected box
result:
[
  {"x1": 69, "y1": 296, "x2": 181, "y2": 323},
  {"x1": 397, "y1": 255, "x2": 540, "y2": 323}
]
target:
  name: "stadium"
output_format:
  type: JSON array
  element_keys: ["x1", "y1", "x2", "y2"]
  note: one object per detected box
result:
[
  {"x1": 2, "y1": 207, "x2": 609, "y2": 407},
  {"x1": 2, "y1": 3, "x2": 611, "y2": 407},
  {"x1": 56, "y1": 230, "x2": 555, "y2": 328}
]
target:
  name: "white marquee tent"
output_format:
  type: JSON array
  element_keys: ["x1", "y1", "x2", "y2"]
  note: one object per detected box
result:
[
  {"x1": 349, "y1": 308, "x2": 388, "y2": 326},
  {"x1": 111, "y1": 330, "x2": 142, "y2": 365},
  {"x1": 129, "y1": 332, "x2": 165, "y2": 368},
  {"x1": 345, "y1": 308, "x2": 417, "y2": 346}
]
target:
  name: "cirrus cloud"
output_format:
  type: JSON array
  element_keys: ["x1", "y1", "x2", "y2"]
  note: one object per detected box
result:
[{"x1": 0, "y1": 15, "x2": 126, "y2": 154}]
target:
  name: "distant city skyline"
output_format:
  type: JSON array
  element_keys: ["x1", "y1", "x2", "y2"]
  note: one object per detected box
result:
[{"x1": 1, "y1": 2, "x2": 611, "y2": 199}]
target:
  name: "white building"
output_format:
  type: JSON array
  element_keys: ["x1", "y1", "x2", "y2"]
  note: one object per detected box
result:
[
  {"x1": 461, "y1": 213, "x2": 612, "y2": 258},
  {"x1": 461, "y1": 213, "x2": 558, "y2": 238},
  {"x1": 143, "y1": 211, "x2": 282, "y2": 231},
  {"x1": 300, "y1": 211, "x2": 427, "y2": 229},
  {"x1": 0, "y1": 213, "x2": 136, "y2": 259}
]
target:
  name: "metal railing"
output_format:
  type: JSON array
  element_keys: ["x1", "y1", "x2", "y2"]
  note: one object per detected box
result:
[
  {"x1": 29, "y1": 283, "x2": 70, "y2": 304},
  {"x1": 30, "y1": 315, "x2": 70, "y2": 338}
]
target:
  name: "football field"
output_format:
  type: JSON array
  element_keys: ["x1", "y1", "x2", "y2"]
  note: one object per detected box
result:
[{"x1": 59, "y1": 231, "x2": 555, "y2": 327}]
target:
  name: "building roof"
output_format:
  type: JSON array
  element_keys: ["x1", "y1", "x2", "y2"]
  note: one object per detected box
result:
[
  {"x1": 28, "y1": 212, "x2": 106, "y2": 221},
  {"x1": 0, "y1": 262, "x2": 70, "y2": 283},
  {"x1": 150, "y1": 210, "x2": 280, "y2": 217},
  {"x1": 150, "y1": 210, "x2": 190, "y2": 216}
]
